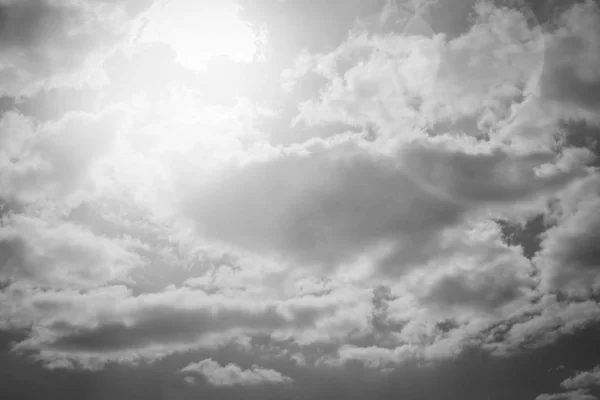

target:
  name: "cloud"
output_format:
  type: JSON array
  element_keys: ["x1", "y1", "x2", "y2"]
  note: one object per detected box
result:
[
  {"x1": 0, "y1": 213, "x2": 142, "y2": 288},
  {"x1": 538, "y1": 362, "x2": 600, "y2": 400},
  {"x1": 484, "y1": 296, "x2": 600, "y2": 355},
  {"x1": 291, "y1": 1, "x2": 546, "y2": 138},
  {"x1": 0, "y1": 0, "x2": 152, "y2": 96},
  {"x1": 179, "y1": 134, "x2": 585, "y2": 275},
  {"x1": 180, "y1": 358, "x2": 292, "y2": 386},
  {"x1": 498, "y1": 1, "x2": 600, "y2": 147},
  {"x1": 292, "y1": 32, "x2": 443, "y2": 133},
  {"x1": 535, "y1": 175, "x2": 600, "y2": 294},
  {"x1": 536, "y1": 390, "x2": 598, "y2": 400},
  {"x1": 562, "y1": 365, "x2": 600, "y2": 390},
  {"x1": 286, "y1": 0, "x2": 600, "y2": 156},
  {"x1": 236, "y1": 0, "x2": 389, "y2": 63},
  {"x1": 0, "y1": 106, "x2": 128, "y2": 206},
  {"x1": 539, "y1": 0, "x2": 600, "y2": 120},
  {"x1": 324, "y1": 344, "x2": 419, "y2": 370},
  {"x1": 2, "y1": 284, "x2": 356, "y2": 368},
  {"x1": 418, "y1": 254, "x2": 533, "y2": 313}
]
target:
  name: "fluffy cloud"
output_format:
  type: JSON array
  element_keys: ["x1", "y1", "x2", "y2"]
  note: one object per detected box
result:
[
  {"x1": 562, "y1": 365, "x2": 600, "y2": 390},
  {"x1": 180, "y1": 358, "x2": 292, "y2": 386},
  {"x1": 292, "y1": 1, "x2": 545, "y2": 139},
  {"x1": 0, "y1": 106, "x2": 128, "y2": 206},
  {"x1": 0, "y1": 213, "x2": 142, "y2": 288},
  {"x1": 536, "y1": 364, "x2": 600, "y2": 400}
]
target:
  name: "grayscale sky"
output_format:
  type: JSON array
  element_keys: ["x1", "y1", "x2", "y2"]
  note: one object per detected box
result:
[{"x1": 1, "y1": 1, "x2": 600, "y2": 399}]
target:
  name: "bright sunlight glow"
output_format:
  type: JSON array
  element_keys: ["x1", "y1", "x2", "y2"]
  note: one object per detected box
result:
[
  {"x1": 113, "y1": 0, "x2": 263, "y2": 163},
  {"x1": 139, "y1": 0, "x2": 259, "y2": 71}
]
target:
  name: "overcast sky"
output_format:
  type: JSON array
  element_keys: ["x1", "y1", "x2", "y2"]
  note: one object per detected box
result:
[{"x1": 1, "y1": 0, "x2": 600, "y2": 399}]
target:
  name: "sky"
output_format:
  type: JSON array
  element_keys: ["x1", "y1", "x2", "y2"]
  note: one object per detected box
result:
[{"x1": 0, "y1": 0, "x2": 600, "y2": 399}]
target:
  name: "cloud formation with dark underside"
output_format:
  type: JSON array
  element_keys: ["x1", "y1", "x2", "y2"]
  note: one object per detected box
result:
[{"x1": 180, "y1": 137, "x2": 587, "y2": 274}]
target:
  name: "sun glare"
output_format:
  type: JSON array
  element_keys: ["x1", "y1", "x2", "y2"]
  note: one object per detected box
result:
[
  {"x1": 114, "y1": 0, "x2": 263, "y2": 160},
  {"x1": 139, "y1": 0, "x2": 258, "y2": 71}
]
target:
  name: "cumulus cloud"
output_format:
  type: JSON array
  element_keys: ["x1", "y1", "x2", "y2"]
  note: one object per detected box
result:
[
  {"x1": 291, "y1": 1, "x2": 546, "y2": 139},
  {"x1": 535, "y1": 363, "x2": 600, "y2": 400},
  {"x1": 562, "y1": 365, "x2": 600, "y2": 390},
  {"x1": 0, "y1": 106, "x2": 128, "y2": 205},
  {"x1": 180, "y1": 358, "x2": 292, "y2": 386}
]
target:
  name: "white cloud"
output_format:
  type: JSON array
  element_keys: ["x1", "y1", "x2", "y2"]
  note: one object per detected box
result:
[
  {"x1": 0, "y1": 106, "x2": 128, "y2": 206},
  {"x1": 180, "y1": 358, "x2": 292, "y2": 386},
  {"x1": 291, "y1": 1, "x2": 545, "y2": 140}
]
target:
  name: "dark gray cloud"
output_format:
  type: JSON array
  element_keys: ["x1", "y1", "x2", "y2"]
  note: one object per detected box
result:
[
  {"x1": 182, "y1": 137, "x2": 585, "y2": 274},
  {"x1": 539, "y1": 1, "x2": 600, "y2": 117},
  {"x1": 50, "y1": 301, "x2": 329, "y2": 353},
  {"x1": 420, "y1": 265, "x2": 532, "y2": 312},
  {"x1": 2, "y1": 284, "x2": 350, "y2": 369}
]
